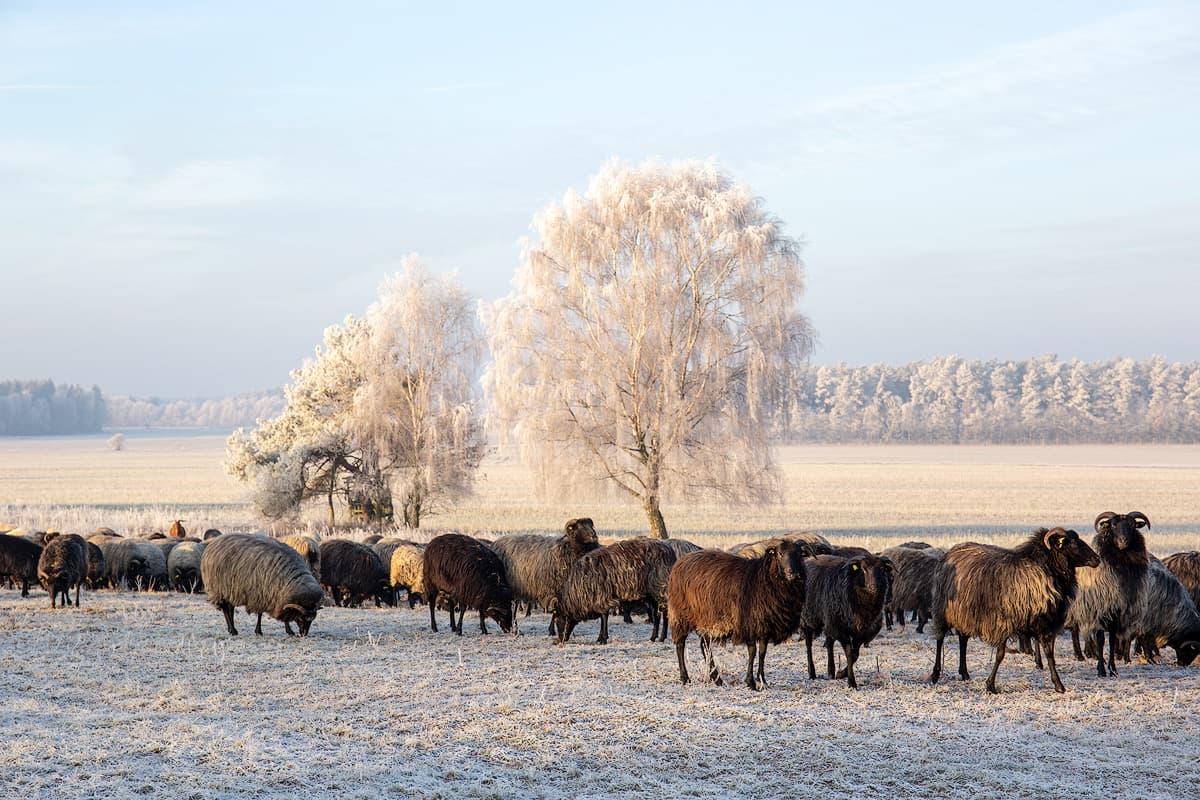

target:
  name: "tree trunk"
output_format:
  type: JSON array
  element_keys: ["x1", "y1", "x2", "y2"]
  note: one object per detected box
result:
[
  {"x1": 327, "y1": 481, "x2": 336, "y2": 528},
  {"x1": 643, "y1": 495, "x2": 669, "y2": 539},
  {"x1": 405, "y1": 498, "x2": 421, "y2": 529}
]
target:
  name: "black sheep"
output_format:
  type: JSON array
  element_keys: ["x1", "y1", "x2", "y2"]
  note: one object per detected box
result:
[
  {"x1": 552, "y1": 538, "x2": 676, "y2": 645},
  {"x1": 423, "y1": 533, "x2": 514, "y2": 635},
  {"x1": 799, "y1": 553, "x2": 891, "y2": 689},
  {"x1": 38, "y1": 533, "x2": 88, "y2": 608},
  {"x1": 318, "y1": 539, "x2": 393, "y2": 608},
  {"x1": 0, "y1": 535, "x2": 42, "y2": 597}
]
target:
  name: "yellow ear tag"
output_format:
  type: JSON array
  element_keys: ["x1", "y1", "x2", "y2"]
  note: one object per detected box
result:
[
  {"x1": 851, "y1": 563, "x2": 859, "y2": 571},
  {"x1": 1057, "y1": 538, "x2": 1065, "y2": 549}
]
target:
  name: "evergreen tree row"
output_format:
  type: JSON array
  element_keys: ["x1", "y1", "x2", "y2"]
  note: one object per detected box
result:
[
  {"x1": 776, "y1": 355, "x2": 1200, "y2": 444},
  {"x1": 0, "y1": 380, "x2": 106, "y2": 435}
]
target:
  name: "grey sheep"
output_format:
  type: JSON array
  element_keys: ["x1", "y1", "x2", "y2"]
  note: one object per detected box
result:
[
  {"x1": 799, "y1": 553, "x2": 891, "y2": 689},
  {"x1": 668, "y1": 540, "x2": 812, "y2": 690},
  {"x1": 1163, "y1": 552, "x2": 1200, "y2": 610},
  {"x1": 318, "y1": 539, "x2": 393, "y2": 608},
  {"x1": 491, "y1": 518, "x2": 601, "y2": 633},
  {"x1": 94, "y1": 537, "x2": 169, "y2": 591},
  {"x1": 930, "y1": 527, "x2": 1099, "y2": 694},
  {"x1": 881, "y1": 545, "x2": 944, "y2": 633},
  {"x1": 1125, "y1": 557, "x2": 1200, "y2": 667},
  {"x1": 389, "y1": 542, "x2": 427, "y2": 608},
  {"x1": 168, "y1": 541, "x2": 206, "y2": 592},
  {"x1": 0, "y1": 534, "x2": 42, "y2": 597},
  {"x1": 38, "y1": 533, "x2": 88, "y2": 608},
  {"x1": 1064, "y1": 511, "x2": 1153, "y2": 677},
  {"x1": 423, "y1": 533, "x2": 514, "y2": 635},
  {"x1": 551, "y1": 538, "x2": 676, "y2": 645},
  {"x1": 279, "y1": 534, "x2": 321, "y2": 583},
  {"x1": 200, "y1": 533, "x2": 324, "y2": 636}
]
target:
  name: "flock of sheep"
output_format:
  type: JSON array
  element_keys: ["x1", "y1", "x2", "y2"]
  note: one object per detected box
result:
[{"x1": 3, "y1": 513, "x2": 1199, "y2": 694}]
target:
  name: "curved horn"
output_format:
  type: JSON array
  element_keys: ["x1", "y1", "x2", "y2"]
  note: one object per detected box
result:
[
  {"x1": 1043, "y1": 527, "x2": 1066, "y2": 549},
  {"x1": 1128, "y1": 511, "x2": 1151, "y2": 530},
  {"x1": 1094, "y1": 512, "x2": 1117, "y2": 533}
]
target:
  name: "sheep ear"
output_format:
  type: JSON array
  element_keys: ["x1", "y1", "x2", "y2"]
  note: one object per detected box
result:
[
  {"x1": 1043, "y1": 528, "x2": 1066, "y2": 550},
  {"x1": 1130, "y1": 511, "x2": 1151, "y2": 530},
  {"x1": 849, "y1": 562, "x2": 860, "y2": 572},
  {"x1": 765, "y1": 547, "x2": 777, "y2": 558}
]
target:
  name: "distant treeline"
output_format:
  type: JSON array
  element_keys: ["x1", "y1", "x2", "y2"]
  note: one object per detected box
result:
[
  {"x1": 778, "y1": 355, "x2": 1200, "y2": 444},
  {"x1": 104, "y1": 389, "x2": 286, "y2": 429},
  {"x1": 0, "y1": 380, "x2": 106, "y2": 435}
]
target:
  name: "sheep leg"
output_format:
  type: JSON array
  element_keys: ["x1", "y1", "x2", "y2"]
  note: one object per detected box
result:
[
  {"x1": 804, "y1": 631, "x2": 817, "y2": 680},
  {"x1": 455, "y1": 604, "x2": 466, "y2": 636},
  {"x1": 647, "y1": 603, "x2": 660, "y2": 641},
  {"x1": 1106, "y1": 629, "x2": 1119, "y2": 676},
  {"x1": 699, "y1": 635, "x2": 722, "y2": 685},
  {"x1": 1070, "y1": 627, "x2": 1084, "y2": 660},
  {"x1": 220, "y1": 602, "x2": 238, "y2": 636},
  {"x1": 916, "y1": 610, "x2": 927, "y2": 634},
  {"x1": 675, "y1": 637, "x2": 690, "y2": 685},
  {"x1": 284, "y1": 620, "x2": 295, "y2": 636},
  {"x1": 825, "y1": 637, "x2": 836, "y2": 679},
  {"x1": 1094, "y1": 630, "x2": 1108, "y2": 677},
  {"x1": 479, "y1": 610, "x2": 488, "y2": 635},
  {"x1": 1040, "y1": 632, "x2": 1065, "y2": 693},
  {"x1": 255, "y1": 613, "x2": 264, "y2": 636},
  {"x1": 756, "y1": 640, "x2": 768, "y2": 688},
  {"x1": 930, "y1": 634, "x2": 944, "y2": 684},
  {"x1": 957, "y1": 633, "x2": 971, "y2": 681},
  {"x1": 659, "y1": 605, "x2": 670, "y2": 643},
  {"x1": 428, "y1": 590, "x2": 439, "y2": 632},
  {"x1": 74, "y1": 583, "x2": 80, "y2": 608},
  {"x1": 597, "y1": 613, "x2": 609, "y2": 645},
  {"x1": 1033, "y1": 637, "x2": 1044, "y2": 670},
  {"x1": 744, "y1": 643, "x2": 760, "y2": 690},
  {"x1": 843, "y1": 640, "x2": 858, "y2": 689},
  {"x1": 984, "y1": 645, "x2": 1006, "y2": 694},
  {"x1": 884, "y1": 608, "x2": 893, "y2": 631}
]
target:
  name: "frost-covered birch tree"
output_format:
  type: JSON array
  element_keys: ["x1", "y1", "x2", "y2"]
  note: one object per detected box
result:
[
  {"x1": 226, "y1": 259, "x2": 486, "y2": 527},
  {"x1": 483, "y1": 160, "x2": 814, "y2": 538}
]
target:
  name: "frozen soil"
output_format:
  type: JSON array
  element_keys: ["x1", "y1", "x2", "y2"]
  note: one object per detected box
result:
[{"x1": 2, "y1": 588, "x2": 1197, "y2": 800}]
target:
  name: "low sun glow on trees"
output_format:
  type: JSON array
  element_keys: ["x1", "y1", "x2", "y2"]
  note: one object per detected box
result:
[
  {"x1": 483, "y1": 159, "x2": 814, "y2": 538},
  {"x1": 225, "y1": 258, "x2": 486, "y2": 527}
]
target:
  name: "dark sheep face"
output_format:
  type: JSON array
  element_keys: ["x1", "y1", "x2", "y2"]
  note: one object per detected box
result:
[
  {"x1": 281, "y1": 603, "x2": 319, "y2": 636},
  {"x1": 564, "y1": 518, "x2": 599, "y2": 549},
  {"x1": 1094, "y1": 511, "x2": 1150, "y2": 553},
  {"x1": 771, "y1": 541, "x2": 810, "y2": 582},
  {"x1": 487, "y1": 603, "x2": 514, "y2": 633},
  {"x1": 1044, "y1": 528, "x2": 1100, "y2": 568},
  {"x1": 173, "y1": 567, "x2": 200, "y2": 592}
]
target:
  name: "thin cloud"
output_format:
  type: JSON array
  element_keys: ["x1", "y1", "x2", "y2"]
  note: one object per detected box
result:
[{"x1": 0, "y1": 83, "x2": 93, "y2": 91}]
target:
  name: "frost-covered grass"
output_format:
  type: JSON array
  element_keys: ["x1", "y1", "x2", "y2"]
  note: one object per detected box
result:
[
  {"x1": 2, "y1": 588, "x2": 1197, "y2": 799},
  {"x1": 3, "y1": 438, "x2": 1200, "y2": 796}
]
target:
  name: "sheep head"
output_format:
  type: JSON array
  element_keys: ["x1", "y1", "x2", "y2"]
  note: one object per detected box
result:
[{"x1": 1043, "y1": 527, "x2": 1099, "y2": 568}]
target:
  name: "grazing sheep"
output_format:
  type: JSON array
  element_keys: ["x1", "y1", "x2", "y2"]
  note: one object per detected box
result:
[
  {"x1": 881, "y1": 545, "x2": 944, "y2": 633},
  {"x1": 799, "y1": 553, "x2": 891, "y2": 689},
  {"x1": 361, "y1": 534, "x2": 383, "y2": 545},
  {"x1": 491, "y1": 518, "x2": 601, "y2": 633},
  {"x1": 279, "y1": 534, "x2": 321, "y2": 582},
  {"x1": 203, "y1": 528, "x2": 223, "y2": 540},
  {"x1": 0, "y1": 535, "x2": 42, "y2": 597},
  {"x1": 389, "y1": 542, "x2": 427, "y2": 608},
  {"x1": 729, "y1": 531, "x2": 833, "y2": 559},
  {"x1": 1065, "y1": 511, "x2": 1153, "y2": 677},
  {"x1": 423, "y1": 533, "x2": 513, "y2": 635},
  {"x1": 1163, "y1": 552, "x2": 1200, "y2": 610},
  {"x1": 660, "y1": 538, "x2": 702, "y2": 560},
  {"x1": 668, "y1": 541, "x2": 812, "y2": 690},
  {"x1": 201, "y1": 533, "x2": 324, "y2": 636},
  {"x1": 1125, "y1": 557, "x2": 1200, "y2": 667},
  {"x1": 90, "y1": 527, "x2": 119, "y2": 537},
  {"x1": 168, "y1": 541, "x2": 206, "y2": 592},
  {"x1": 552, "y1": 538, "x2": 676, "y2": 644},
  {"x1": 96, "y1": 538, "x2": 169, "y2": 591},
  {"x1": 930, "y1": 527, "x2": 1099, "y2": 694},
  {"x1": 318, "y1": 539, "x2": 393, "y2": 608},
  {"x1": 84, "y1": 542, "x2": 106, "y2": 589},
  {"x1": 38, "y1": 533, "x2": 88, "y2": 608},
  {"x1": 372, "y1": 538, "x2": 413, "y2": 602}
]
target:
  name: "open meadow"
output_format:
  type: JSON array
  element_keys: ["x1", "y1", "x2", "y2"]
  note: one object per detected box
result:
[{"x1": 2, "y1": 435, "x2": 1200, "y2": 798}]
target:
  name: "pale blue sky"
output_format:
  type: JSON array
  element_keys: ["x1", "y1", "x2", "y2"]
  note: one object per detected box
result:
[{"x1": 2, "y1": 1, "x2": 1198, "y2": 397}]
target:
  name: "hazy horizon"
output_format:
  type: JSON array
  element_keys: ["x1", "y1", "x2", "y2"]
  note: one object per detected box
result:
[{"x1": 3, "y1": 2, "x2": 1198, "y2": 397}]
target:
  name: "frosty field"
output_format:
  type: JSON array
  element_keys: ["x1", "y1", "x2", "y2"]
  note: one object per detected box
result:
[{"x1": 2, "y1": 436, "x2": 1200, "y2": 798}]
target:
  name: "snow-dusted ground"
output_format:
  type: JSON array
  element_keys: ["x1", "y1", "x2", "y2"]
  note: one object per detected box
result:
[{"x1": 3, "y1": 588, "x2": 1197, "y2": 800}]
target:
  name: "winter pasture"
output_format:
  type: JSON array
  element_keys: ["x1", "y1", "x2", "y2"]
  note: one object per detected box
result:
[{"x1": 2, "y1": 435, "x2": 1200, "y2": 799}]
